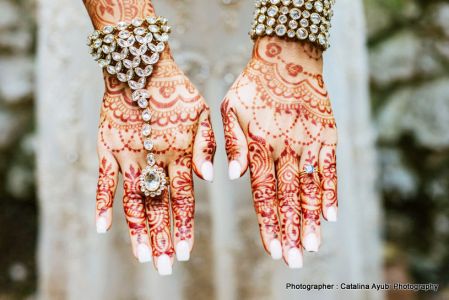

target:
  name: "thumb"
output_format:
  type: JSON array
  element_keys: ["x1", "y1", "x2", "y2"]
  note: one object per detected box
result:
[
  {"x1": 192, "y1": 107, "x2": 217, "y2": 182},
  {"x1": 221, "y1": 97, "x2": 248, "y2": 180}
]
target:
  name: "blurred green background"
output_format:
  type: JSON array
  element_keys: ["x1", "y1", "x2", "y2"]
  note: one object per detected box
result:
[{"x1": 0, "y1": 0, "x2": 449, "y2": 299}]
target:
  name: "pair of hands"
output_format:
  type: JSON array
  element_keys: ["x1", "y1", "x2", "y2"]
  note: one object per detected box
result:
[{"x1": 85, "y1": 1, "x2": 337, "y2": 276}]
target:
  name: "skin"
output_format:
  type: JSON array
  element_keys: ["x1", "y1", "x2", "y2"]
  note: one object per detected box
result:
[
  {"x1": 221, "y1": 36, "x2": 338, "y2": 266},
  {"x1": 84, "y1": 0, "x2": 216, "y2": 270}
]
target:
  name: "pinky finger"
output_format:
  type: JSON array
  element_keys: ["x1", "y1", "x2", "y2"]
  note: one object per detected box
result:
[
  {"x1": 319, "y1": 145, "x2": 338, "y2": 222},
  {"x1": 95, "y1": 154, "x2": 119, "y2": 233}
]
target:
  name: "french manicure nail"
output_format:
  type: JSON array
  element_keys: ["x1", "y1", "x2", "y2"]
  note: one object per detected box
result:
[
  {"x1": 326, "y1": 207, "x2": 337, "y2": 222},
  {"x1": 303, "y1": 234, "x2": 319, "y2": 252},
  {"x1": 157, "y1": 254, "x2": 172, "y2": 276},
  {"x1": 201, "y1": 161, "x2": 214, "y2": 182},
  {"x1": 176, "y1": 241, "x2": 190, "y2": 262},
  {"x1": 269, "y1": 239, "x2": 282, "y2": 260},
  {"x1": 228, "y1": 160, "x2": 242, "y2": 180},
  {"x1": 137, "y1": 244, "x2": 152, "y2": 263},
  {"x1": 288, "y1": 248, "x2": 303, "y2": 269},
  {"x1": 96, "y1": 217, "x2": 108, "y2": 234}
]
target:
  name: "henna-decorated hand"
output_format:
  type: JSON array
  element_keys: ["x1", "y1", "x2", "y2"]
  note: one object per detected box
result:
[
  {"x1": 221, "y1": 37, "x2": 338, "y2": 268},
  {"x1": 84, "y1": 0, "x2": 216, "y2": 275}
]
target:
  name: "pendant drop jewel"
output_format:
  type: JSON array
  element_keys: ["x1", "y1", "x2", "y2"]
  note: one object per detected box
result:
[{"x1": 131, "y1": 89, "x2": 168, "y2": 197}]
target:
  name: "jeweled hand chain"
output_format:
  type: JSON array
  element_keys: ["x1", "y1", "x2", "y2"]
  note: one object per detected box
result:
[{"x1": 87, "y1": 16, "x2": 171, "y2": 197}]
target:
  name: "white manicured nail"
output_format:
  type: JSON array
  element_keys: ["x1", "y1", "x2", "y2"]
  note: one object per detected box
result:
[
  {"x1": 157, "y1": 254, "x2": 172, "y2": 276},
  {"x1": 269, "y1": 239, "x2": 282, "y2": 260},
  {"x1": 176, "y1": 241, "x2": 190, "y2": 262},
  {"x1": 96, "y1": 217, "x2": 108, "y2": 234},
  {"x1": 288, "y1": 248, "x2": 303, "y2": 269},
  {"x1": 137, "y1": 244, "x2": 152, "y2": 263},
  {"x1": 326, "y1": 207, "x2": 337, "y2": 222},
  {"x1": 228, "y1": 160, "x2": 242, "y2": 180},
  {"x1": 303, "y1": 234, "x2": 319, "y2": 252},
  {"x1": 201, "y1": 161, "x2": 214, "y2": 182}
]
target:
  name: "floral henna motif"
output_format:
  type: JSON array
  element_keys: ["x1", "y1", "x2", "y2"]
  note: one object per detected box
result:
[
  {"x1": 96, "y1": 157, "x2": 117, "y2": 216},
  {"x1": 299, "y1": 151, "x2": 322, "y2": 228},
  {"x1": 83, "y1": 0, "x2": 155, "y2": 29},
  {"x1": 123, "y1": 166, "x2": 148, "y2": 241},
  {"x1": 321, "y1": 149, "x2": 338, "y2": 210},
  {"x1": 146, "y1": 190, "x2": 174, "y2": 257},
  {"x1": 199, "y1": 115, "x2": 216, "y2": 162},
  {"x1": 171, "y1": 155, "x2": 194, "y2": 241},
  {"x1": 276, "y1": 148, "x2": 301, "y2": 249},
  {"x1": 248, "y1": 129, "x2": 279, "y2": 240},
  {"x1": 221, "y1": 98, "x2": 241, "y2": 161}
]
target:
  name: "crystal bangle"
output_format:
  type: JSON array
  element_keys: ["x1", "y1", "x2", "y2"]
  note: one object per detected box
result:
[
  {"x1": 87, "y1": 16, "x2": 171, "y2": 198},
  {"x1": 249, "y1": 0, "x2": 335, "y2": 50}
]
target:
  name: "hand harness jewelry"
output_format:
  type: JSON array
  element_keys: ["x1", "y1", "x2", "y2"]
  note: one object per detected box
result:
[
  {"x1": 250, "y1": 0, "x2": 335, "y2": 50},
  {"x1": 87, "y1": 16, "x2": 171, "y2": 197}
]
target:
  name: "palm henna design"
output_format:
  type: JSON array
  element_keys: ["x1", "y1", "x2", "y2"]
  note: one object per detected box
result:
[
  {"x1": 84, "y1": 0, "x2": 216, "y2": 272},
  {"x1": 221, "y1": 36, "x2": 338, "y2": 267}
]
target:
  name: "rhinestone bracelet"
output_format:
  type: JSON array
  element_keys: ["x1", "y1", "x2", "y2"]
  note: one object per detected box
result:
[
  {"x1": 87, "y1": 16, "x2": 170, "y2": 198},
  {"x1": 250, "y1": 0, "x2": 335, "y2": 50}
]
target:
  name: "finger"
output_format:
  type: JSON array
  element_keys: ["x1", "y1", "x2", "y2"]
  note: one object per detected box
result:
[
  {"x1": 248, "y1": 134, "x2": 281, "y2": 260},
  {"x1": 319, "y1": 144, "x2": 338, "y2": 222},
  {"x1": 221, "y1": 97, "x2": 249, "y2": 180},
  {"x1": 299, "y1": 148, "x2": 322, "y2": 252},
  {"x1": 275, "y1": 152, "x2": 303, "y2": 268},
  {"x1": 146, "y1": 188, "x2": 174, "y2": 276},
  {"x1": 95, "y1": 154, "x2": 119, "y2": 233},
  {"x1": 122, "y1": 164, "x2": 152, "y2": 264},
  {"x1": 192, "y1": 107, "x2": 217, "y2": 182},
  {"x1": 169, "y1": 155, "x2": 195, "y2": 262}
]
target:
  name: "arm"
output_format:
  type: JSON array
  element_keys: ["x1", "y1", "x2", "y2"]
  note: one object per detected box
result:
[
  {"x1": 221, "y1": 1, "x2": 337, "y2": 268},
  {"x1": 83, "y1": 0, "x2": 216, "y2": 275}
]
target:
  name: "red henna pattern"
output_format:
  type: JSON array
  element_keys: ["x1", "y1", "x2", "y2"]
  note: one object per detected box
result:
[
  {"x1": 96, "y1": 157, "x2": 116, "y2": 216},
  {"x1": 171, "y1": 155, "x2": 194, "y2": 241},
  {"x1": 299, "y1": 151, "x2": 322, "y2": 226},
  {"x1": 123, "y1": 166, "x2": 148, "y2": 242},
  {"x1": 321, "y1": 149, "x2": 338, "y2": 209},
  {"x1": 265, "y1": 42, "x2": 282, "y2": 57},
  {"x1": 199, "y1": 115, "x2": 216, "y2": 162},
  {"x1": 286, "y1": 63, "x2": 303, "y2": 77},
  {"x1": 221, "y1": 98, "x2": 241, "y2": 161},
  {"x1": 146, "y1": 190, "x2": 174, "y2": 257},
  {"x1": 276, "y1": 147, "x2": 301, "y2": 248},
  {"x1": 248, "y1": 129, "x2": 279, "y2": 239}
]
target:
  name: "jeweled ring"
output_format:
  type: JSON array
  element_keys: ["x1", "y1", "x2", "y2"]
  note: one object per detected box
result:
[
  {"x1": 140, "y1": 164, "x2": 168, "y2": 197},
  {"x1": 300, "y1": 164, "x2": 320, "y2": 176}
]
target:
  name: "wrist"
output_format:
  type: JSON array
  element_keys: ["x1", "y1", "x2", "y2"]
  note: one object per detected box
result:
[{"x1": 253, "y1": 36, "x2": 323, "y2": 73}]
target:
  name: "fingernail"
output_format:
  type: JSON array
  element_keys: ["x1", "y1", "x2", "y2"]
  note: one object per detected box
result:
[
  {"x1": 157, "y1": 254, "x2": 172, "y2": 276},
  {"x1": 176, "y1": 241, "x2": 190, "y2": 262},
  {"x1": 326, "y1": 207, "x2": 337, "y2": 222},
  {"x1": 303, "y1": 234, "x2": 319, "y2": 252},
  {"x1": 288, "y1": 248, "x2": 303, "y2": 269},
  {"x1": 269, "y1": 239, "x2": 282, "y2": 260},
  {"x1": 96, "y1": 217, "x2": 108, "y2": 234},
  {"x1": 228, "y1": 160, "x2": 241, "y2": 180},
  {"x1": 201, "y1": 161, "x2": 214, "y2": 182},
  {"x1": 137, "y1": 244, "x2": 152, "y2": 263}
]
